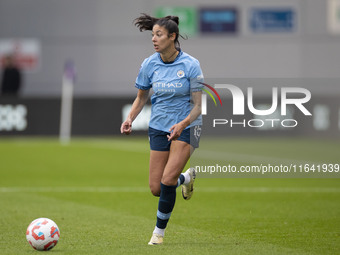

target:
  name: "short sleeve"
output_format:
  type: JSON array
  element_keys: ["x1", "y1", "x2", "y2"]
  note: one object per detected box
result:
[
  {"x1": 135, "y1": 59, "x2": 152, "y2": 90},
  {"x1": 189, "y1": 60, "x2": 204, "y2": 92}
]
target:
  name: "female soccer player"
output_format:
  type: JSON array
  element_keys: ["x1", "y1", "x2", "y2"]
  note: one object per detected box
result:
[{"x1": 120, "y1": 13, "x2": 204, "y2": 245}]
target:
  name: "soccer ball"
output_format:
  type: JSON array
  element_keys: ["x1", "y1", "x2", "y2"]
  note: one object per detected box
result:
[{"x1": 26, "y1": 218, "x2": 60, "y2": 251}]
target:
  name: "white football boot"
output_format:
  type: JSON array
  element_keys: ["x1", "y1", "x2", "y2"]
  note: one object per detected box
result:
[
  {"x1": 148, "y1": 233, "x2": 164, "y2": 245},
  {"x1": 182, "y1": 168, "x2": 196, "y2": 200}
]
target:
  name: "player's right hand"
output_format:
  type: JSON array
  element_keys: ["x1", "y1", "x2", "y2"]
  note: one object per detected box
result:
[{"x1": 120, "y1": 119, "x2": 132, "y2": 135}]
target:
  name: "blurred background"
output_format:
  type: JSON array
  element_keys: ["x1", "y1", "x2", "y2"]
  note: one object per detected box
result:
[{"x1": 0, "y1": 0, "x2": 339, "y2": 137}]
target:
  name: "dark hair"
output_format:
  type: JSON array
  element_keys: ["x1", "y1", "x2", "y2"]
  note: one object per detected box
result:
[{"x1": 134, "y1": 13, "x2": 185, "y2": 50}]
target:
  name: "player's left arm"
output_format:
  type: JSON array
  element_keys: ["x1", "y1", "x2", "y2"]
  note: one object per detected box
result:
[{"x1": 167, "y1": 90, "x2": 202, "y2": 141}]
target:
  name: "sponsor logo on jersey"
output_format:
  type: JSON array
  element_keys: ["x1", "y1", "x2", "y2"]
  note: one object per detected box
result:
[{"x1": 153, "y1": 82, "x2": 183, "y2": 88}]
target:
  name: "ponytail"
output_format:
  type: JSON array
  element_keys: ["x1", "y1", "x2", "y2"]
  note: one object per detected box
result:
[
  {"x1": 134, "y1": 13, "x2": 159, "y2": 32},
  {"x1": 134, "y1": 13, "x2": 185, "y2": 50}
]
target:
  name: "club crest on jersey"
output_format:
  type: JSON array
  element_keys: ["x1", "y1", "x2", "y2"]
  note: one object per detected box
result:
[{"x1": 177, "y1": 70, "x2": 185, "y2": 78}]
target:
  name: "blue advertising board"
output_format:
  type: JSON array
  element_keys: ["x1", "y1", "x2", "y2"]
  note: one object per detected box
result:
[
  {"x1": 250, "y1": 8, "x2": 296, "y2": 32},
  {"x1": 200, "y1": 7, "x2": 238, "y2": 34}
]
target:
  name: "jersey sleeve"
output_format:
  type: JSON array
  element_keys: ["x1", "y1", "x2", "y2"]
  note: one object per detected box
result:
[
  {"x1": 135, "y1": 59, "x2": 152, "y2": 90},
  {"x1": 189, "y1": 60, "x2": 204, "y2": 92}
]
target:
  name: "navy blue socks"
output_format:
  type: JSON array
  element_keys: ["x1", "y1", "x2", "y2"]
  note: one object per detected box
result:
[{"x1": 156, "y1": 183, "x2": 177, "y2": 229}]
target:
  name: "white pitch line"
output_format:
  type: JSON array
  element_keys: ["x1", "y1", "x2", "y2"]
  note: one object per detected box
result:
[
  {"x1": 0, "y1": 186, "x2": 339, "y2": 193},
  {"x1": 196, "y1": 187, "x2": 340, "y2": 193},
  {"x1": 0, "y1": 187, "x2": 149, "y2": 193}
]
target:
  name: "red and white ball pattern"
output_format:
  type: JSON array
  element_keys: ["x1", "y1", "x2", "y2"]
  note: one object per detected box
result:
[{"x1": 26, "y1": 218, "x2": 60, "y2": 251}]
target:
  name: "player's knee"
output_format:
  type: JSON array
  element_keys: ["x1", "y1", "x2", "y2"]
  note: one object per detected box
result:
[
  {"x1": 161, "y1": 175, "x2": 178, "y2": 186},
  {"x1": 149, "y1": 183, "x2": 160, "y2": 197}
]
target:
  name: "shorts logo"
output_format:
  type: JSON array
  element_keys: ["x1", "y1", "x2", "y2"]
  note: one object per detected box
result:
[
  {"x1": 194, "y1": 125, "x2": 201, "y2": 141},
  {"x1": 177, "y1": 70, "x2": 185, "y2": 78}
]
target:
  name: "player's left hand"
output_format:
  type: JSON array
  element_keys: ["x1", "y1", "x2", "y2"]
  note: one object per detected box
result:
[{"x1": 167, "y1": 123, "x2": 185, "y2": 141}]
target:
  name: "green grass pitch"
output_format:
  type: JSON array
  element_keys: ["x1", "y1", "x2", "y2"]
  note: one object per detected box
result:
[{"x1": 0, "y1": 136, "x2": 339, "y2": 254}]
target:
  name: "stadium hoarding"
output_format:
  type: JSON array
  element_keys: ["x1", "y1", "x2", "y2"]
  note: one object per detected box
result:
[
  {"x1": 0, "y1": 98, "x2": 129, "y2": 136},
  {"x1": 249, "y1": 8, "x2": 296, "y2": 33},
  {"x1": 199, "y1": 7, "x2": 238, "y2": 34},
  {"x1": 0, "y1": 98, "x2": 59, "y2": 135}
]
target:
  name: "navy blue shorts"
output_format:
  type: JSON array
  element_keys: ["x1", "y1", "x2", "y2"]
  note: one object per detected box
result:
[{"x1": 148, "y1": 126, "x2": 201, "y2": 151}]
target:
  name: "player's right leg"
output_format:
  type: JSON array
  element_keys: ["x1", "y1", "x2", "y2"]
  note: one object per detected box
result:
[
  {"x1": 148, "y1": 127, "x2": 171, "y2": 197},
  {"x1": 149, "y1": 140, "x2": 191, "y2": 245},
  {"x1": 148, "y1": 150, "x2": 169, "y2": 245},
  {"x1": 148, "y1": 127, "x2": 171, "y2": 244}
]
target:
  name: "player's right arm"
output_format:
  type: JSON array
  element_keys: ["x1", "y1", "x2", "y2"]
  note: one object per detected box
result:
[{"x1": 120, "y1": 89, "x2": 150, "y2": 135}]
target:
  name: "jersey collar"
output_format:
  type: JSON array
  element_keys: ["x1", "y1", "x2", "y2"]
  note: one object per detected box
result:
[{"x1": 158, "y1": 50, "x2": 183, "y2": 64}]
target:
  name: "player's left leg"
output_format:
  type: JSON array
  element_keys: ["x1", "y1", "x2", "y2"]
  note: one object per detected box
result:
[
  {"x1": 149, "y1": 150, "x2": 169, "y2": 196},
  {"x1": 148, "y1": 140, "x2": 192, "y2": 245}
]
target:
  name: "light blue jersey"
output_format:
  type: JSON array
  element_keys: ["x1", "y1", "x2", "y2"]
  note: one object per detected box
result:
[{"x1": 135, "y1": 51, "x2": 204, "y2": 132}]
